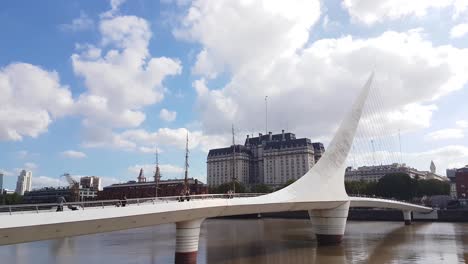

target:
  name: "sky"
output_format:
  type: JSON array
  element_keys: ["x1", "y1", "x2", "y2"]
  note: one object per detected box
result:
[{"x1": 1, "y1": 0, "x2": 468, "y2": 190}]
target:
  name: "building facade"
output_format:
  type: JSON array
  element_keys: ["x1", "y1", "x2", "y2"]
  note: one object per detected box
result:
[
  {"x1": 98, "y1": 178, "x2": 208, "y2": 200},
  {"x1": 345, "y1": 163, "x2": 427, "y2": 182},
  {"x1": 455, "y1": 166, "x2": 468, "y2": 199},
  {"x1": 80, "y1": 176, "x2": 102, "y2": 191},
  {"x1": 15, "y1": 170, "x2": 32, "y2": 195},
  {"x1": 23, "y1": 187, "x2": 78, "y2": 204},
  {"x1": 207, "y1": 131, "x2": 325, "y2": 187}
]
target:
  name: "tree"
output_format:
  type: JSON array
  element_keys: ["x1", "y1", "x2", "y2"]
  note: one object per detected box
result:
[
  {"x1": 249, "y1": 184, "x2": 273, "y2": 194},
  {"x1": 2, "y1": 193, "x2": 23, "y2": 205},
  {"x1": 416, "y1": 179, "x2": 450, "y2": 196},
  {"x1": 210, "y1": 182, "x2": 247, "y2": 194},
  {"x1": 375, "y1": 173, "x2": 417, "y2": 200}
]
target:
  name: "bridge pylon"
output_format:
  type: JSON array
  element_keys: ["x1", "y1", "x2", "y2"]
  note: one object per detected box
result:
[{"x1": 175, "y1": 218, "x2": 205, "y2": 264}]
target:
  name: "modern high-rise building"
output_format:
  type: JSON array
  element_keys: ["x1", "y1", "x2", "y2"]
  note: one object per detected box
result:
[
  {"x1": 80, "y1": 176, "x2": 102, "y2": 191},
  {"x1": 15, "y1": 170, "x2": 32, "y2": 195},
  {"x1": 207, "y1": 130, "x2": 325, "y2": 187}
]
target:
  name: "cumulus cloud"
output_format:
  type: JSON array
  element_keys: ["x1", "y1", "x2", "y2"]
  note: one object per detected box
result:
[
  {"x1": 83, "y1": 126, "x2": 229, "y2": 153},
  {"x1": 342, "y1": 0, "x2": 466, "y2": 25},
  {"x1": 32, "y1": 176, "x2": 65, "y2": 189},
  {"x1": 456, "y1": 120, "x2": 468, "y2": 128},
  {"x1": 349, "y1": 145, "x2": 468, "y2": 176},
  {"x1": 60, "y1": 12, "x2": 94, "y2": 31},
  {"x1": 174, "y1": 1, "x2": 468, "y2": 140},
  {"x1": 451, "y1": 23, "x2": 468, "y2": 38},
  {"x1": 119, "y1": 127, "x2": 229, "y2": 152},
  {"x1": 61, "y1": 150, "x2": 87, "y2": 159},
  {"x1": 24, "y1": 162, "x2": 38, "y2": 170},
  {"x1": 0, "y1": 63, "x2": 74, "y2": 141},
  {"x1": 159, "y1": 108, "x2": 177, "y2": 122},
  {"x1": 425, "y1": 128, "x2": 464, "y2": 141},
  {"x1": 71, "y1": 1, "x2": 183, "y2": 148}
]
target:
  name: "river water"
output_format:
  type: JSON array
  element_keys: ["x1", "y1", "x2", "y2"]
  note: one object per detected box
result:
[{"x1": 0, "y1": 219, "x2": 467, "y2": 264}]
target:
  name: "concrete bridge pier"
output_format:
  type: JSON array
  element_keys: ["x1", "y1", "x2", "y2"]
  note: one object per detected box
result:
[
  {"x1": 175, "y1": 218, "x2": 205, "y2": 264},
  {"x1": 403, "y1": 210, "x2": 412, "y2": 225},
  {"x1": 308, "y1": 201, "x2": 350, "y2": 246}
]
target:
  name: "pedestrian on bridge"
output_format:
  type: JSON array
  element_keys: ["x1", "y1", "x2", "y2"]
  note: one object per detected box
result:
[{"x1": 56, "y1": 196, "x2": 66, "y2": 212}]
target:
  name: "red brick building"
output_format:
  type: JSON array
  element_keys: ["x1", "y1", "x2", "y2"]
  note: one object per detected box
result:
[
  {"x1": 98, "y1": 178, "x2": 208, "y2": 200},
  {"x1": 455, "y1": 166, "x2": 468, "y2": 198}
]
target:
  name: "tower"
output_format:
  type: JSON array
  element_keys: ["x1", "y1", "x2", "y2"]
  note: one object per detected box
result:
[
  {"x1": 137, "y1": 168, "x2": 146, "y2": 183},
  {"x1": 430, "y1": 160, "x2": 436, "y2": 174}
]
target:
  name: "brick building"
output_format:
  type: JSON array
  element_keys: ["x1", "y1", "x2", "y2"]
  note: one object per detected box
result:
[
  {"x1": 456, "y1": 166, "x2": 468, "y2": 199},
  {"x1": 98, "y1": 178, "x2": 208, "y2": 200}
]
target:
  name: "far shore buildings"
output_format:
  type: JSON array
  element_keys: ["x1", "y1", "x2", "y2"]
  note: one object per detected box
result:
[
  {"x1": 455, "y1": 165, "x2": 468, "y2": 199},
  {"x1": 207, "y1": 130, "x2": 325, "y2": 188},
  {"x1": 15, "y1": 170, "x2": 32, "y2": 195},
  {"x1": 345, "y1": 162, "x2": 448, "y2": 183}
]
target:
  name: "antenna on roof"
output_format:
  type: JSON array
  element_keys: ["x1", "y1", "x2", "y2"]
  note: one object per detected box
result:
[
  {"x1": 184, "y1": 132, "x2": 189, "y2": 192},
  {"x1": 265, "y1": 96, "x2": 268, "y2": 135},
  {"x1": 232, "y1": 124, "x2": 237, "y2": 193}
]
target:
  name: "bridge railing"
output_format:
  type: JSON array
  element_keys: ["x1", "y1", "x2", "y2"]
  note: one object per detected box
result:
[
  {"x1": 0, "y1": 193, "x2": 266, "y2": 216},
  {"x1": 350, "y1": 194, "x2": 429, "y2": 207}
]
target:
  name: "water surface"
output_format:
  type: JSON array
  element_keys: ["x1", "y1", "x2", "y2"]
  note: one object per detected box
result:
[{"x1": 0, "y1": 219, "x2": 467, "y2": 264}]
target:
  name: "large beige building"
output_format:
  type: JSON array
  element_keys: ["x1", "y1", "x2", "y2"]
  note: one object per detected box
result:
[{"x1": 207, "y1": 131, "x2": 325, "y2": 187}]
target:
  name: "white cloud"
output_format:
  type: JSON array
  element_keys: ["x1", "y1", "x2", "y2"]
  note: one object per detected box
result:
[
  {"x1": 425, "y1": 128, "x2": 464, "y2": 141},
  {"x1": 175, "y1": 2, "x2": 468, "y2": 139},
  {"x1": 71, "y1": 1, "x2": 183, "y2": 147},
  {"x1": 119, "y1": 127, "x2": 229, "y2": 152},
  {"x1": 451, "y1": 23, "x2": 468, "y2": 38},
  {"x1": 101, "y1": 0, "x2": 127, "y2": 18},
  {"x1": 0, "y1": 169, "x2": 13, "y2": 177},
  {"x1": 159, "y1": 108, "x2": 177, "y2": 122},
  {"x1": 0, "y1": 63, "x2": 74, "y2": 141},
  {"x1": 60, "y1": 12, "x2": 94, "y2": 32},
  {"x1": 61, "y1": 150, "x2": 87, "y2": 159},
  {"x1": 342, "y1": 0, "x2": 463, "y2": 25},
  {"x1": 24, "y1": 162, "x2": 38, "y2": 170},
  {"x1": 32, "y1": 176, "x2": 66, "y2": 189},
  {"x1": 349, "y1": 145, "x2": 468, "y2": 176},
  {"x1": 456, "y1": 120, "x2": 468, "y2": 128}
]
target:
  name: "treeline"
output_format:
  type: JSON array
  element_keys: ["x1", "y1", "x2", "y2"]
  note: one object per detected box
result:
[
  {"x1": 0, "y1": 193, "x2": 23, "y2": 205},
  {"x1": 345, "y1": 173, "x2": 450, "y2": 200}
]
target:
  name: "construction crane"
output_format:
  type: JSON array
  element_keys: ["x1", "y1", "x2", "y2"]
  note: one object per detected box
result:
[{"x1": 61, "y1": 173, "x2": 80, "y2": 202}]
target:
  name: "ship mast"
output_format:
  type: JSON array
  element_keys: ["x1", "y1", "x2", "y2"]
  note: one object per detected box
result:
[
  {"x1": 184, "y1": 132, "x2": 189, "y2": 192},
  {"x1": 232, "y1": 124, "x2": 236, "y2": 193},
  {"x1": 154, "y1": 147, "x2": 161, "y2": 197}
]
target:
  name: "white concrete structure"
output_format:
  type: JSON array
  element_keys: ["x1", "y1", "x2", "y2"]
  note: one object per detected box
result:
[
  {"x1": 0, "y1": 74, "x2": 432, "y2": 263},
  {"x1": 15, "y1": 170, "x2": 32, "y2": 195}
]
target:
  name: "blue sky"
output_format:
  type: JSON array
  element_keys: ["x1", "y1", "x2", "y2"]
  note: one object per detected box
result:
[{"x1": 1, "y1": 0, "x2": 468, "y2": 190}]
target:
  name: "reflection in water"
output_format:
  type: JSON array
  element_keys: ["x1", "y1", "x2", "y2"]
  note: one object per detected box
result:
[{"x1": 0, "y1": 219, "x2": 467, "y2": 264}]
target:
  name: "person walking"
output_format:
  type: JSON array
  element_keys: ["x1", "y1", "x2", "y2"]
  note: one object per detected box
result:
[{"x1": 56, "y1": 196, "x2": 66, "y2": 212}]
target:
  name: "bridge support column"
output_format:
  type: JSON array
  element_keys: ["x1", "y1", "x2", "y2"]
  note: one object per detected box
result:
[
  {"x1": 175, "y1": 218, "x2": 204, "y2": 264},
  {"x1": 403, "y1": 210, "x2": 412, "y2": 225},
  {"x1": 308, "y1": 201, "x2": 349, "y2": 246}
]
